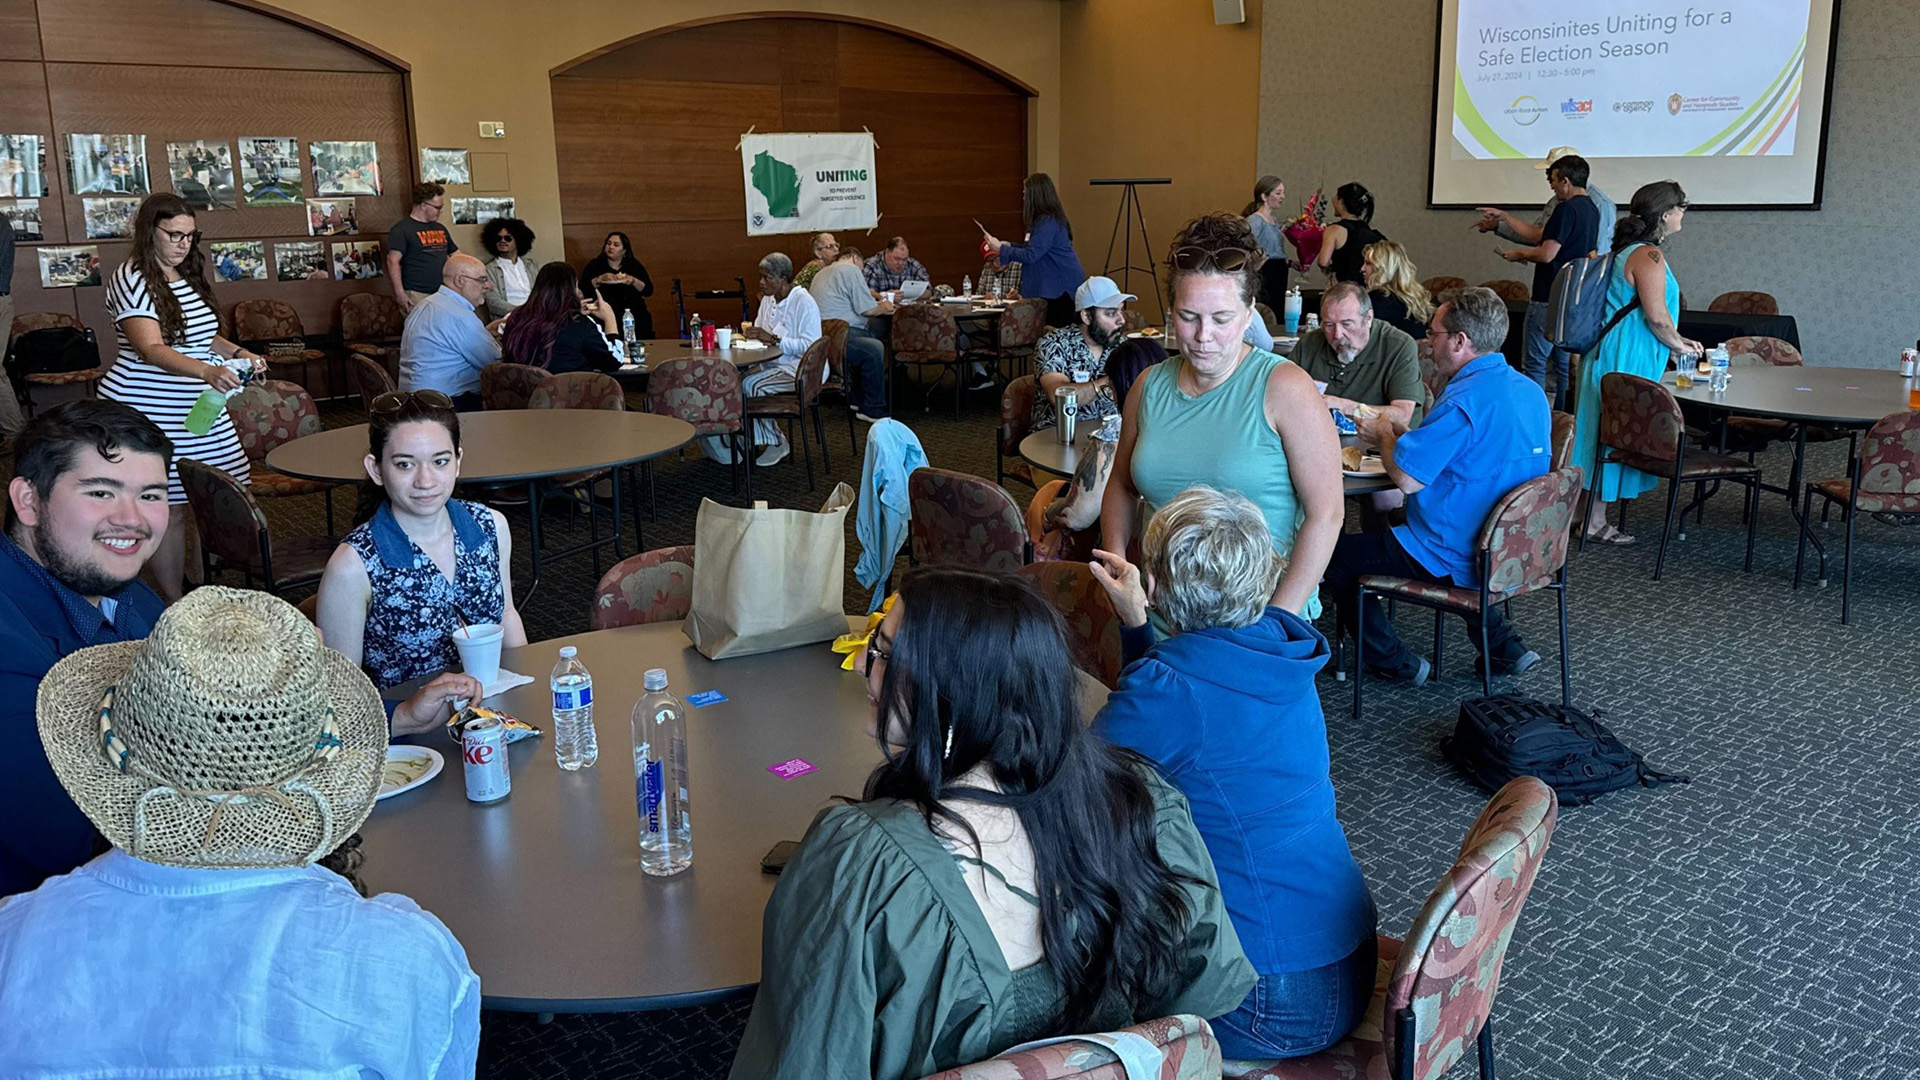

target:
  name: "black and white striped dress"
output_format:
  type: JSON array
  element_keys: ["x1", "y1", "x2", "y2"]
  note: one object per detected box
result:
[{"x1": 101, "y1": 261, "x2": 249, "y2": 504}]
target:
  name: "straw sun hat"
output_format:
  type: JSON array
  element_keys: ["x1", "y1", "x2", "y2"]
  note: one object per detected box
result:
[{"x1": 36, "y1": 586, "x2": 388, "y2": 870}]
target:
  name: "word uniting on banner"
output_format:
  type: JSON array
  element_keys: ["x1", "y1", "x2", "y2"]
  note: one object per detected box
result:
[{"x1": 740, "y1": 132, "x2": 878, "y2": 236}]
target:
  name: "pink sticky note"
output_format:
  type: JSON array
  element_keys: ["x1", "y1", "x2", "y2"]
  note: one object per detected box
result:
[{"x1": 768, "y1": 758, "x2": 817, "y2": 780}]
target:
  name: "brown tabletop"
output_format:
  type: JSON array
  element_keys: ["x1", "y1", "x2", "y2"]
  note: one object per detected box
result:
[
  {"x1": 624, "y1": 338, "x2": 774, "y2": 372},
  {"x1": 1018, "y1": 429, "x2": 1394, "y2": 495},
  {"x1": 366, "y1": 619, "x2": 1112, "y2": 1012},
  {"x1": 265, "y1": 409, "x2": 696, "y2": 485},
  {"x1": 1666, "y1": 365, "x2": 1910, "y2": 427}
]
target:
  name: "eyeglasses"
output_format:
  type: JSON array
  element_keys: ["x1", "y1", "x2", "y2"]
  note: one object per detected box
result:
[
  {"x1": 1425, "y1": 324, "x2": 1464, "y2": 341},
  {"x1": 863, "y1": 633, "x2": 892, "y2": 673},
  {"x1": 1171, "y1": 246, "x2": 1255, "y2": 273},
  {"x1": 370, "y1": 389, "x2": 455, "y2": 417},
  {"x1": 453, "y1": 274, "x2": 490, "y2": 286},
  {"x1": 157, "y1": 227, "x2": 201, "y2": 245}
]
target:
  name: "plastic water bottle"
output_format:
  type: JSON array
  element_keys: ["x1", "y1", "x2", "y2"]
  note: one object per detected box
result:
[
  {"x1": 621, "y1": 309, "x2": 638, "y2": 359},
  {"x1": 962, "y1": 274, "x2": 972, "y2": 299},
  {"x1": 632, "y1": 668, "x2": 692, "y2": 876},
  {"x1": 687, "y1": 312, "x2": 701, "y2": 347},
  {"x1": 1708, "y1": 345, "x2": 1731, "y2": 393},
  {"x1": 550, "y1": 646, "x2": 598, "y2": 770},
  {"x1": 1283, "y1": 287, "x2": 1303, "y2": 335}
]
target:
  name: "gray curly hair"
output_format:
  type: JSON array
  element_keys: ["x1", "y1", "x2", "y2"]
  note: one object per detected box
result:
[
  {"x1": 1142, "y1": 485, "x2": 1284, "y2": 634},
  {"x1": 759, "y1": 252, "x2": 793, "y2": 281}
]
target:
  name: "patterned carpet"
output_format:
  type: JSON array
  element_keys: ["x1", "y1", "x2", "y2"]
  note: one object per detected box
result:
[{"x1": 37, "y1": 372, "x2": 1917, "y2": 1080}]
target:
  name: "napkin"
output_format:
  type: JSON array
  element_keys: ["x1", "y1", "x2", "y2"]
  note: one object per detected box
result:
[{"x1": 482, "y1": 668, "x2": 535, "y2": 699}]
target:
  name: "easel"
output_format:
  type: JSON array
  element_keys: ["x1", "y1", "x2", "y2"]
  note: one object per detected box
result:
[{"x1": 1093, "y1": 177, "x2": 1169, "y2": 314}]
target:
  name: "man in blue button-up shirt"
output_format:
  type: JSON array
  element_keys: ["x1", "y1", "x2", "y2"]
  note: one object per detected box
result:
[
  {"x1": 0, "y1": 401, "x2": 172, "y2": 897},
  {"x1": 1323, "y1": 288, "x2": 1550, "y2": 684}
]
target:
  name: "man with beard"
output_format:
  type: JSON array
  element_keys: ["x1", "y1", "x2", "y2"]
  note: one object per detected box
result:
[
  {"x1": 1030, "y1": 276, "x2": 1136, "y2": 433},
  {"x1": 1290, "y1": 282, "x2": 1425, "y2": 428}
]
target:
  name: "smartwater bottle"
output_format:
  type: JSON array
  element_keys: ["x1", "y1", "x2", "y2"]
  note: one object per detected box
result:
[
  {"x1": 550, "y1": 646, "x2": 599, "y2": 770},
  {"x1": 1283, "y1": 288, "x2": 1303, "y2": 335},
  {"x1": 633, "y1": 668, "x2": 692, "y2": 876}
]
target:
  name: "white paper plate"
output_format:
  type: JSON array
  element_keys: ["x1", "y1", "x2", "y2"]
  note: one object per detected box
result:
[{"x1": 378, "y1": 745, "x2": 443, "y2": 800}]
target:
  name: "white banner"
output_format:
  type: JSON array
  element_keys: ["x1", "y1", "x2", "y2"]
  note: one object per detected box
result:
[{"x1": 740, "y1": 132, "x2": 877, "y2": 237}]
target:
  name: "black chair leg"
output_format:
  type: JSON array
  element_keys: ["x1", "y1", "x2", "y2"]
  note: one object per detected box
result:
[
  {"x1": 1743, "y1": 476, "x2": 1759, "y2": 572},
  {"x1": 1353, "y1": 588, "x2": 1367, "y2": 719},
  {"x1": 322, "y1": 487, "x2": 335, "y2": 539},
  {"x1": 1653, "y1": 474, "x2": 1683, "y2": 581},
  {"x1": 1479, "y1": 605, "x2": 1493, "y2": 699},
  {"x1": 1556, "y1": 582, "x2": 1572, "y2": 708},
  {"x1": 1478, "y1": 1015, "x2": 1497, "y2": 1080},
  {"x1": 1841, "y1": 490, "x2": 1857, "y2": 625},
  {"x1": 812, "y1": 404, "x2": 831, "y2": 473},
  {"x1": 1793, "y1": 483, "x2": 1811, "y2": 589},
  {"x1": 1431, "y1": 608, "x2": 1444, "y2": 681}
]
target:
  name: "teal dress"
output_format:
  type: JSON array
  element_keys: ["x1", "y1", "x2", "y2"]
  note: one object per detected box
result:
[
  {"x1": 1568, "y1": 243, "x2": 1676, "y2": 502},
  {"x1": 1131, "y1": 347, "x2": 1321, "y2": 619}
]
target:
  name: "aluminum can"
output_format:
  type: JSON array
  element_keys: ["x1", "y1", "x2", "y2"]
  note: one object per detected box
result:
[
  {"x1": 1900, "y1": 348, "x2": 1916, "y2": 378},
  {"x1": 462, "y1": 716, "x2": 511, "y2": 803}
]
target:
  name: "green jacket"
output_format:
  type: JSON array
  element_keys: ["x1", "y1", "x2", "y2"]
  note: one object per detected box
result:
[{"x1": 729, "y1": 770, "x2": 1256, "y2": 1080}]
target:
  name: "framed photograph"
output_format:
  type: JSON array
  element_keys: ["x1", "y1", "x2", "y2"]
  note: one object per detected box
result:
[
  {"x1": 274, "y1": 240, "x2": 329, "y2": 282},
  {"x1": 67, "y1": 134, "x2": 148, "y2": 195},
  {"x1": 82, "y1": 197, "x2": 140, "y2": 240},
  {"x1": 305, "y1": 197, "x2": 358, "y2": 236},
  {"x1": 310, "y1": 140, "x2": 381, "y2": 196},
  {"x1": 39, "y1": 246, "x2": 102, "y2": 288},
  {"x1": 420, "y1": 147, "x2": 470, "y2": 185},
  {"x1": 451, "y1": 196, "x2": 514, "y2": 225},
  {"x1": 0, "y1": 199, "x2": 43, "y2": 241},
  {"x1": 331, "y1": 239, "x2": 384, "y2": 281},
  {"x1": 166, "y1": 139, "x2": 236, "y2": 210},
  {"x1": 0, "y1": 135, "x2": 47, "y2": 197},
  {"x1": 209, "y1": 240, "x2": 267, "y2": 282},
  {"x1": 238, "y1": 137, "x2": 303, "y2": 205}
]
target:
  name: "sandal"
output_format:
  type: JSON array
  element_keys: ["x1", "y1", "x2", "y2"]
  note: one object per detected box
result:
[{"x1": 1585, "y1": 523, "x2": 1637, "y2": 546}]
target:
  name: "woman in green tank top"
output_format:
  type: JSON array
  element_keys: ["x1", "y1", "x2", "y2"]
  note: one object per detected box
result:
[{"x1": 1101, "y1": 213, "x2": 1344, "y2": 619}]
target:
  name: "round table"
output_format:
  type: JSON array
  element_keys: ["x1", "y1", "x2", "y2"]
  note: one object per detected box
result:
[
  {"x1": 1017, "y1": 429, "x2": 1395, "y2": 495},
  {"x1": 365, "y1": 619, "x2": 1112, "y2": 1013},
  {"x1": 268, "y1": 410, "x2": 694, "y2": 599}
]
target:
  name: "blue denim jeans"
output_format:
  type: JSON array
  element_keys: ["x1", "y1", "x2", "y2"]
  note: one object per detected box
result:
[
  {"x1": 1210, "y1": 935, "x2": 1378, "y2": 1060},
  {"x1": 1522, "y1": 300, "x2": 1569, "y2": 412},
  {"x1": 844, "y1": 326, "x2": 890, "y2": 416}
]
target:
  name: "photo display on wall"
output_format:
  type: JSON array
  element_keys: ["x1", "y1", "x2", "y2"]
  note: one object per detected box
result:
[
  {"x1": 420, "y1": 147, "x2": 470, "y2": 185},
  {"x1": 82, "y1": 197, "x2": 140, "y2": 239},
  {"x1": 451, "y1": 196, "x2": 513, "y2": 225},
  {"x1": 332, "y1": 240, "x2": 384, "y2": 281},
  {"x1": 0, "y1": 136, "x2": 46, "y2": 197},
  {"x1": 167, "y1": 140, "x2": 237, "y2": 210},
  {"x1": 275, "y1": 241, "x2": 328, "y2": 282},
  {"x1": 67, "y1": 134, "x2": 148, "y2": 195},
  {"x1": 311, "y1": 140, "x2": 381, "y2": 196},
  {"x1": 210, "y1": 241, "x2": 268, "y2": 282},
  {"x1": 39, "y1": 246, "x2": 101, "y2": 288},
  {"x1": 0, "y1": 199, "x2": 43, "y2": 241},
  {"x1": 239, "y1": 137, "x2": 303, "y2": 205},
  {"x1": 306, "y1": 197, "x2": 358, "y2": 236}
]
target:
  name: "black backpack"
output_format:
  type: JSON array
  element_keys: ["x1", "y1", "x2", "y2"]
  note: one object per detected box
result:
[
  {"x1": 5, "y1": 325, "x2": 99, "y2": 380},
  {"x1": 1443, "y1": 694, "x2": 1688, "y2": 806}
]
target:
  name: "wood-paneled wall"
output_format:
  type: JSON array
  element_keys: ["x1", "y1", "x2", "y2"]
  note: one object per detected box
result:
[
  {"x1": 552, "y1": 17, "x2": 1031, "y2": 331},
  {"x1": 0, "y1": 0, "x2": 410, "y2": 368}
]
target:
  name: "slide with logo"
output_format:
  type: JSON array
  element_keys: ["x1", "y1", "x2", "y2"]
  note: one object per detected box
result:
[{"x1": 1429, "y1": 0, "x2": 1839, "y2": 208}]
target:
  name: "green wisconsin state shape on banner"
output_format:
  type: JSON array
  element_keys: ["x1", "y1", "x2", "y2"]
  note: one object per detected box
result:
[{"x1": 751, "y1": 151, "x2": 800, "y2": 218}]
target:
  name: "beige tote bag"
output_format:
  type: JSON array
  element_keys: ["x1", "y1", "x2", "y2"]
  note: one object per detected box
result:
[{"x1": 685, "y1": 483, "x2": 855, "y2": 659}]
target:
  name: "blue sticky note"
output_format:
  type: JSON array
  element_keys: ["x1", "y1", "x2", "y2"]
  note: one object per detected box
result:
[{"x1": 687, "y1": 690, "x2": 728, "y2": 707}]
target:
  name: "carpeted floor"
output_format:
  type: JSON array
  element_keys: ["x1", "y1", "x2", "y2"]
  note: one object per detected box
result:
[{"x1": 56, "y1": 373, "x2": 1917, "y2": 1080}]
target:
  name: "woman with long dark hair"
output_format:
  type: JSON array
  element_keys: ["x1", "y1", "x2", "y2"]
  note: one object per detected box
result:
[
  {"x1": 731, "y1": 568, "x2": 1253, "y2": 1080},
  {"x1": 983, "y1": 173, "x2": 1086, "y2": 326},
  {"x1": 101, "y1": 192, "x2": 265, "y2": 601},
  {"x1": 499, "y1": 262, "x2": 625, "y2": 374},
  {"x1": 1567, "y1": 180, "x2": 1704, "y2": 544},
  {"x1": 581, "y1": 231, "x2": 654, "y2": 337},
  {"x1": 1311, "y1": 181, "x2": 1384, "y2": 285}
]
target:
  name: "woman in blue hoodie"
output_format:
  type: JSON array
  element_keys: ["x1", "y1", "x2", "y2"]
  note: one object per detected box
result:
[
  {"x1": 983, "y1": 174, "x2": 1085, "y2": 327},
  {"x1": 1090, "y1": 485, "x2": 1376, "y2": 1060}
]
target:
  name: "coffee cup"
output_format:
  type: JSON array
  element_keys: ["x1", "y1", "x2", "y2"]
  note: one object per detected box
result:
[
  {"x1": 716, "y1": 327, "x2": 733, "y2": 349},
  {"x1": 452, "y1": 622, "x2": 504, "y2": 687}
]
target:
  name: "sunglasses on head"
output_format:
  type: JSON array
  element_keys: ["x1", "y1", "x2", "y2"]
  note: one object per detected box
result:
[
  {"x1": 1171, "y1": 246, "x2": 1256, "y2": 273},
  {"x1": 370, "y1": 389, "x2": 455, "y2": 417}
]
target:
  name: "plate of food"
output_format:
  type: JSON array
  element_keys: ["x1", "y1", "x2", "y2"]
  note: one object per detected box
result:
[
  {"x1": 1341, "y1": 444, "x2": 1387, "y2": 477},
  {"x1": 378, "y1": 745, "x2": 443, "y2": 800}
]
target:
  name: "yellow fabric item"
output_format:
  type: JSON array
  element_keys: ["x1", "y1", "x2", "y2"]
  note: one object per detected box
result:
[{"x1": 830, "y1": 594, "x2": 896, "y2": 670}]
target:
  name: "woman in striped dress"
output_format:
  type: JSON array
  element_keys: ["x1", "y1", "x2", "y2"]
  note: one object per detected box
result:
[{"x1": 103, "y1": 193, "x2": 266, "y2": 601}]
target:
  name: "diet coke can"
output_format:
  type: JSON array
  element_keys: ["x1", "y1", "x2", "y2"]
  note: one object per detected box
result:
[
  {"x1": 1901, "y1": 347, "x2": 1917, "y2": 378},
  {"x1": 462, "y1": 716, "x2": 510, "y2": 803}
]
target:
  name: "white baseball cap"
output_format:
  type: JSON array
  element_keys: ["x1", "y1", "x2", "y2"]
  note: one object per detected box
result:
[
  {"x1": 1074, "y1": 276, "x2": 1136, "y2": 311},
  {"x1": 1536, "y1": 146, "x2": 1580, "y2": 170}
]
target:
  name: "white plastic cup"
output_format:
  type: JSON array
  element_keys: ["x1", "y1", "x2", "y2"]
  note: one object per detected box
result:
[
  {"x1": 452, "y1": 623, "x2": 504, "y2": 687},
  {"x1": 715, "y1": 327, "x2": 733, "y2": 350}
]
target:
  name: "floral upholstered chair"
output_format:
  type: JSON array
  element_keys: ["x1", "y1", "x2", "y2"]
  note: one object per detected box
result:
[
  {"x1": 891, "y1": 302, "x2": 964, "y2": 417},
  {"x1": 998, "y1": 374, "x2": 1040, "y2": 490},
  {"x1": 592, "y1": 545, "x2": 695, "y2": 630},
  {"x1": 1549, "y1": 410, "x2": 1576, "y2": 472},
  {"x1": 920, "y1": 1015, "x2": 1221, "y2": 1080},
  {"x1": 1592, "y1": 372, "x2": 1761, "y2": 580},
  {"x1": 232, "y1": 299, "x2": 326, "y2": 388},
  {"x1": 224, "y1": 379, "x2": 339, "y2": 537},
  {"x1": 1354, "y1": 466, "x2": 1584, "y2": 717},
  {"x1": 480, "y1": 362, "x2": 550, "y2": 411},
  {"x1": 1018, "y1": 560, "x2": 1122, "y2": 689},
  {"x1": 813, "y1": 318, "x2": 859, "y2": 460},
  {"x1": 340, "y1": 293, "x2": 406, "y2": 369},
  {"x1": 1706, "y1": 290, "x2": 1779, "y2": 315},
  {"x1": 983, "y1": 296, "x2": 1048, "y2": 378},
  {"x1": 349, "y1": 350, "x2": 397, "y2": 412},
  {"x1": 1795, "y1": 409, "x2": 1920, "y2": 625},
  {"x1": 176, "y1": 457, "x2": 333, "y2": 596},
  {"x1": 1224, "y1": 776, "x2": 1559, "y2": 1080},
  {"x1": 1476, "y1": 279, "x2": 1529, "y2": 304},
  {"x1": 1422, "y1": 275, "x2": 1468, "y2": 296},
  {"x1": 647, "y1": 354, "x2": 751, "y2": 502},
  {"x1": 6, "y1": 312, "x2": 106, "y2": 412},
  {"x1": 908, "y1": 467, "x2": 1030, "y2": 573}
]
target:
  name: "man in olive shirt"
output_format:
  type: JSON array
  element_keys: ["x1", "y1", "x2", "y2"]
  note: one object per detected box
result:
[{"x1": 1291, "y1": 283, "x2": 1425, "y2": 426}]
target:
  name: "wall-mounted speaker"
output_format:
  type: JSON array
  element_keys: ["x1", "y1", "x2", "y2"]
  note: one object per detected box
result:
[{"x1": 1213, "y1": 0, "x2": 1246, "y2": 25}]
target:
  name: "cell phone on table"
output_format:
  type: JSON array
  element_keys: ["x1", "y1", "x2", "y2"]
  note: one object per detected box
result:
[{"x1": 761, "y1": 840, "x2": 801, "y2": 875}]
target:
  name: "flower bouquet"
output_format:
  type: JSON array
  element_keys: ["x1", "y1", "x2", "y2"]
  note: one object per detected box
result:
[{"x1": 1281, "y1": 187, "x2": 1328, "y2": 267}]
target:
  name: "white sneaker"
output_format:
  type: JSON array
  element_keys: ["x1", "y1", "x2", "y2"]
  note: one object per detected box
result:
[{"x1": 756, "y1": 441, "x2": 790, "y2": 467}]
